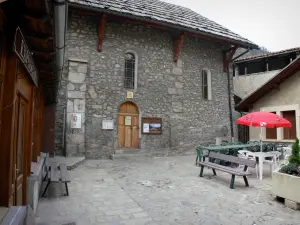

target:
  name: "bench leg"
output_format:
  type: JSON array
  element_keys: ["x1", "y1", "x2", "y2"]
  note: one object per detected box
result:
[
  {"x1": 41, "y1": 179, "x2": 51, "y2": 197},
  {"x1": 42, "y1": 172, "x2": 49, "y2": 182},
  {"x1": 243, "y1": 176, "x2": 249, "y2": 187},
  {"x1": 199, "y1": 165, "x2": 204, "y2": 177},
  {"x1": 212, "y1": 169, "x2": 217, "y2": 176},
  {"x1": 64, "y1": 182, "x2": 69, "y2": 196},
  {"x1": 230, "y1": 175, "x2": 235, "y2": 189}
]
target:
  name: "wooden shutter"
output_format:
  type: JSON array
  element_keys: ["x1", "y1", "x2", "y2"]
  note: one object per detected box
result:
[
  {"x1": 266, "y1": 112, "x2": 277, "y2": 139},
  {"x1": 282, "y1": 111, "x2": 296, "y2": 140}
]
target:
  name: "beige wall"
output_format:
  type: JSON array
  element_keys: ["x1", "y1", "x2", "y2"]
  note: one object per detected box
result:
[
  {"x1": 233, "y1": 70, "x2": 279, "y2": 99},
  {"x1": 249, "y1": 70, "x2": 300, "y2": 141}
]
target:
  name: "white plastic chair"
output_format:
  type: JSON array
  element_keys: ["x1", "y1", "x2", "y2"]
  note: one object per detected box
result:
[
  {"x1": 263, "y1": 151, "x2": 281, "y2": 173},
  {"x1": 283, "y1": 147, "x2": 292, "y2": 164},
  {"x1": 237, "y1": 152, "x2": 258, "y2": 179}
]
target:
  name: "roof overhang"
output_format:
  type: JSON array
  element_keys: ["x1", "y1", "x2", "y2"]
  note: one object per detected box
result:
[
  {"x1": 235, "y1": 57, "x2": 300, "y2": 112},
  {"x1": 69, "y1": 3, "x2": 258, "y2": 50},
  {"x1": 234, "y1": 47, "x2": 300, "y2": 64}
]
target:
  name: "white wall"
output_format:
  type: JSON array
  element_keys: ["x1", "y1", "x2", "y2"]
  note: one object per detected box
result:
[
  {"x1": 233, "y1": 70, "x2": 279, "y2": 99},
  {"x1": 249, "y1": 70, "x2": 300, "y2": 142}
]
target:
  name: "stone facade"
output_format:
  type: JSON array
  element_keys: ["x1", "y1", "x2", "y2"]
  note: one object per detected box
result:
[{"x1": 54, "y1": 12, "x2": 234, "y2": 158}]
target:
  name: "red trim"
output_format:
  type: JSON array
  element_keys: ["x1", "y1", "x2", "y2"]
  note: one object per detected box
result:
[
  {"x1": 173, "y1": 33, "x2": 184, "y2": 63},
  {"x1": 98, "y1": 14, "x2": 107, "y2": 52},
  {"x1": 223, "y1": 46, "x2": 237, "y2": 72}
]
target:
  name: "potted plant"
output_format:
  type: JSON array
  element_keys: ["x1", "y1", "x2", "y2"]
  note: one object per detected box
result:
[{"x1": 272, "y1": 138, "x2": 300, "y2": 210}]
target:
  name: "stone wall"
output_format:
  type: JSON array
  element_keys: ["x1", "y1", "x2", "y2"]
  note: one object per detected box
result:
[
  {"x1": 66, "y1": 59, "x2": 88, "y2": 156},
  {"x1": 54, "y1": 12, "x2": 234, "y2": 158}
]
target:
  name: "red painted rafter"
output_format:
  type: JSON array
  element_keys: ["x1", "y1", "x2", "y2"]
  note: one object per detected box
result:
[
  {"x1": 98, "y1": 14, "x2": 107, "y2": 52},
  {"x1": 223, "y1": 46, "x2": 238, "y2": 72},
  {"x1": 71, "y1": 8, "x2": 246, "y2": 49},
  {"x1": 173, "y1": 33, "x2": 184, "y2": 63}
]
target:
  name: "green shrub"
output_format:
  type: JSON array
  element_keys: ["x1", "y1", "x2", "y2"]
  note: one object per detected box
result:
[
  {"x1": 289, "y1": 138, "x2": 300, "y2": 165},
  {"x1": 279, "y1": 163, "x2": 300, "y2": 176},
  {"x1": 280, "y1": 138, "x2": 300, "y2": 176}
]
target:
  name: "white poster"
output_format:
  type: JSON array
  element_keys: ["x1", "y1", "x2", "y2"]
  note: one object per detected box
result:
[
  {"x1": 102, "y1": 120, "x2": 114, "y2": 130},
  {"x1": 71, "y1": 113, "x2": 82, "y2": 128},
  {"x1": 143, "y1": 123, "x2": 150, "y2": 133},
  {"x1": 125, "y1": 116, "x2": 132, "y2": 125}
]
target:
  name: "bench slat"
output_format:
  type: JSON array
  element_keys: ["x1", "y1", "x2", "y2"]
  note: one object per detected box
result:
[
  {"x1": 208, "y1": 152, "x2": 256, "y2": 168},
  {"x1": 59, "y1": 163, "x2": 70, "y2": 182},
  {"x1": 50, "y1": 163, "x2": 60, "y2": 182},
  {"x1": 198, "y1": 162, "x2": 251, "y2": 176}
]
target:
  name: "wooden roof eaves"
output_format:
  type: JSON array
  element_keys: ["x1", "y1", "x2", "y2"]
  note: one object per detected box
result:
[
  {"x1": 235, "y1": 57, "x2": 300, "y2": 112},
  {"x1": 69, "y1": 5, "x2": 258, "y2": 50}
]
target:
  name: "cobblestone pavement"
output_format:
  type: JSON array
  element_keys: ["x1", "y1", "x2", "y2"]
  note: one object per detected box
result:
[{"x1": 36, "y1": 155, "x2": 300, "y2": 225}]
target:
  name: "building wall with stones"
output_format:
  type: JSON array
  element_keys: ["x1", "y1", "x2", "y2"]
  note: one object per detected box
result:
[{"x1": 54, "y1": 12, "x2": 234, "y2": 158}]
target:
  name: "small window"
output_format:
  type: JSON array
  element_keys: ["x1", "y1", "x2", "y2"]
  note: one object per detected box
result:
[
  {"x1": 201, "y1": 69, "x2": 212, "y2": 100},
  {"x1": 124, "y1": 53, "x2": 135, "y2": 89},
  {"x1": 202, "y1": 70, "x2": 208, "y2": 99}
]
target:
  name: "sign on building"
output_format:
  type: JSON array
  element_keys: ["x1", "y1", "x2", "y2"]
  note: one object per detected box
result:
[
  {"x1": 102, "y1": 120, "x2": 114, "y2": 130},
  {"x1": 13, "y1": 27, "x2": 38, "y2": 86},
  {"x1": 142, "y1": 117, "x2": 162, "y2": 134},
  {"x1": 71, "y1": 113, "x2": 82, "y2": 128}
]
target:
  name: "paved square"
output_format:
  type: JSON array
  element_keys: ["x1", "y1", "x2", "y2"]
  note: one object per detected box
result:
[{"x1": 36, "y1": 155, "x2": 300, "y2": 225}]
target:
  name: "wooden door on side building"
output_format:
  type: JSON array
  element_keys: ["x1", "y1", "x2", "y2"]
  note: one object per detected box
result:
[
  {"x1": 11, "y1": 64, "x2": 32, "y2": 206},
  {"x1": 118, "y1": 101, "x2": 139, "y2": 148}
]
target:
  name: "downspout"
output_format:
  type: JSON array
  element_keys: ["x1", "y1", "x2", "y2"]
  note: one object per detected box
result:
[
  {"x1": 53, "y1": 0, "x2": 67, "y2": 101},
  {"x1": 227, "y1": 48, "x2": 252, "y2": 140},
  {"x1": 227, "y1": 68, "x2": 234, "y2": 140},
  {"x1": 52, "y1": 0, "x2": 67, "y2": 155}
]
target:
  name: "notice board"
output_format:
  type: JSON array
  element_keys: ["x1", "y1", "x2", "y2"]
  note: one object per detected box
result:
[{"x1": 142, "y1": 117, "x2": 162, "y2": 134}]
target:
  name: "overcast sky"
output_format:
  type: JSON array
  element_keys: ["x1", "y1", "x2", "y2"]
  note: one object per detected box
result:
[{"x1": 163, "y1": 0, "x2": 300, "y2": 51}]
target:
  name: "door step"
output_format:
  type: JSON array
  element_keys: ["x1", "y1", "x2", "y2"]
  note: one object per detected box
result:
[{"x1": 111, "y1": 149, "x2": 152, "y2": 160}]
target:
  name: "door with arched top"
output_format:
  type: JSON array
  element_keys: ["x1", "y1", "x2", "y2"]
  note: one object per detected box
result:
[{"x1": 118, "y1": 102, "x2": 139, "y2": 148}]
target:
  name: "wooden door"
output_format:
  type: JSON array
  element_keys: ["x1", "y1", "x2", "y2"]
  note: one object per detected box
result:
[
  {"x1": 118, "y1": 102, "x2": 139, "y2": 148},
  {"x1": 13, "y1": 94, "x2": 29, "y2": 205}
]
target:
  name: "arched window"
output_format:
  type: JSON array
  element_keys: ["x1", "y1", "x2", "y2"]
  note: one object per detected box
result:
[
  {"x1": 202, "y1": 69, "x2": 212, "y2": 100},
  {"x1": 124, "y1": 53, "x2": 136, "y2": 89}
]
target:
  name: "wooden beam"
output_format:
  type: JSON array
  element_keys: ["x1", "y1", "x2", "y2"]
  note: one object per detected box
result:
[
  {"x1": 70, "y1": 7, "x2": 248, "y2": 50},
  {"x1": 173, "y1": 33, "x2": 184, "y2": 63},
  {"x1": 223, "y1": 46, "x2": 238, "y2": 72},
  {"x1": 98, "y1": 14, "x2": 107, "y2": 52}
]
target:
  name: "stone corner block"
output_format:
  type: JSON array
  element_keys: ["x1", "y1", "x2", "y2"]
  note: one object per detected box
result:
[
  {"x1": 285, "y1": 199, "x2": 300, "y2": 210},
  {"x1": 67, "y1": 100, "x2": 74, "y2": 113},
  {"x1": 80, "y1": 84, "x2": 87, "y2": 92},
  {"x1": 68, "y1": 72, "x2": 86, "y2": 83},
  {"x1": 74, "y1": 99, "x2": 86, "y2": 113},
  {"x1": 172, "y1": 67, "x2": 183, "y2": 75},
  {"x1": 68, "y1": 91, "x2": 85, "y2": 99},
  {"x1": 68, "y1": 57, "x2": 88, "y2": 63}
]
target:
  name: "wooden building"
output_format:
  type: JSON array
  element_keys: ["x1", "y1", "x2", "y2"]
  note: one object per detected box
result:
[{"x1": 0, "y1": 0, "x2": 66, "y2": 209}]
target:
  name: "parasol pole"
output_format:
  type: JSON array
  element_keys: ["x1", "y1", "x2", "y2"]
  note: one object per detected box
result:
[{"x1": 260, "y1": 126, "x2": 263, "y2": 152}]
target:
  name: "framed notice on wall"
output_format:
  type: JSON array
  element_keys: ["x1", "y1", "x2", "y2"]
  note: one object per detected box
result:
[{"x1": 142, "y1": 117, "x2": 162, "y2": 134}]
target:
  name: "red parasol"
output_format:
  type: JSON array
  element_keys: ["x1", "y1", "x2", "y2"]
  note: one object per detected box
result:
[{"x1": 237, "y1": 111, "x2": 292, "y2": 128}]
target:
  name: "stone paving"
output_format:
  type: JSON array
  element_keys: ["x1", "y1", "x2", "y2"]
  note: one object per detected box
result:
[{"x1": 36, "y1": 155, "x2": 300, "y2": 225}]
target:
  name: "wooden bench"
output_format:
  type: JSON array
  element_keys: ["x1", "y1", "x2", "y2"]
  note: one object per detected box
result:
[
  {"x1": 41, "y1": 160, "x2": 70, "y2": 197},
  {"x1": 197, "y1": 151, "x2": 256, "y2": 189}
]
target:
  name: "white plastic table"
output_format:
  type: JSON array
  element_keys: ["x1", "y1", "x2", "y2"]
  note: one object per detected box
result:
[{"x1": 250, "y1": 151, "x2": 280, "y2": 180}]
